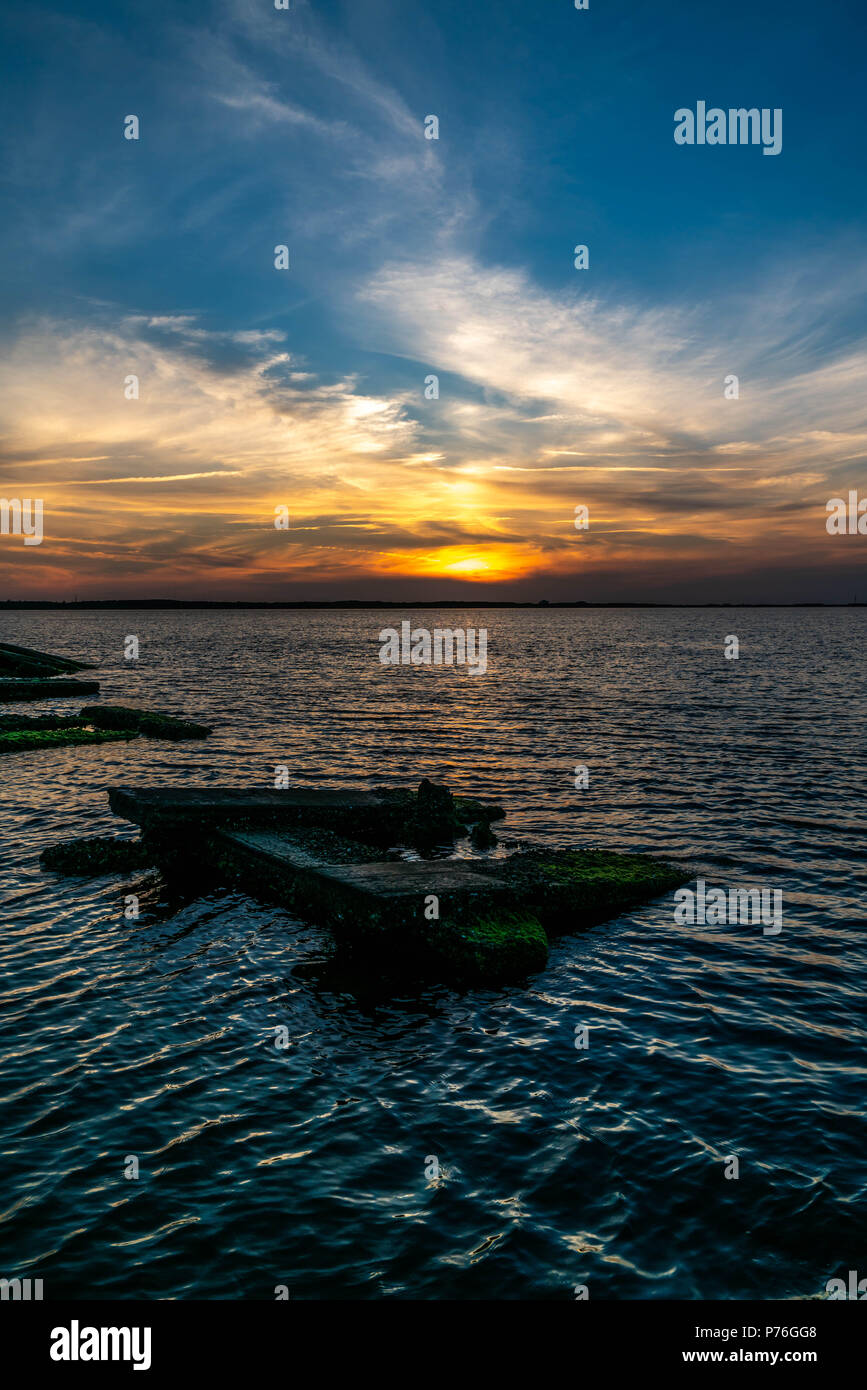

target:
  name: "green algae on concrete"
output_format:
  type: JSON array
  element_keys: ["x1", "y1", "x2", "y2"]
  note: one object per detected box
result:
[
  {"x1": 479, "y1": 848, "x2": 692, "y2": 933},
  {"x1": 0, "y1": 727, "x2": 135, "y2": 755},
  {"x1": 80, "y1": 705, "x2": 211, "y2": 740},
  {"x1": 0, "y1": 706, "x2": 209, "y2": 752},
  {"x1": 431, "y1": 910, "x2": 548, "y2": 983},
  {"x1": 40, "y1": 834, "x2": 153, "y2": 875},
  {"x1": 0, "y1": 714, "x2": 84, "y2": 731},
  {"x1": 0, "y1": 678, "x2": 100, "y2": 702}
]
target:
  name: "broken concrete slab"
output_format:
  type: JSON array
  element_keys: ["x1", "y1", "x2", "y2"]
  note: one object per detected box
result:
[
  {"x1": 0, "y1": 714, "x2": 84, "y2": 730},
  {"x1": 211, "y1": 828, "x2": 547, "y2": 983},
  {"x1": 108, "y1": 781, "x2": 504, "y2": 848},
  {"x1": 219, "y1": 828, "x2": 511, "y2": 923},
  {"x1": 100, "y1": 780, "x2": 689, "y2": 987},
  {"x1": 0, "y1": 642, "x2": 95, "y2": 677},
  {"x1": 0, "y1": 705, "x2": 208, "y2": 752},
  {"x1": 109, "y1": 785, "x2": 416, "y2": 843},
  {"x1": 0, "y1": 678, "x2": 101, "y2": 702}
]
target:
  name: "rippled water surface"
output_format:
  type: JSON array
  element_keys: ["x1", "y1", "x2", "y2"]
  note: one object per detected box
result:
[{"x1": 1, "y1": 608, "x2": 865, "y2": 1299}]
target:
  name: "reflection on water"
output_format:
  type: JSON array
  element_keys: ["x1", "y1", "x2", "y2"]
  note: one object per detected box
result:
[{"x1": 1, "y1": 608, "x2": 865, "y2": 1298}]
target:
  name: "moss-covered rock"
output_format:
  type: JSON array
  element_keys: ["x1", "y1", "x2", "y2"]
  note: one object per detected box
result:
[
  {"x1": 431, "y1": 910, "x2": 548, "y2": 983},
  {"x1": 80, "y1": 705, "x2": 211, "y2": 739},
  {"x1": 0, "y1": 727, "x2": 135, "y2": 754},
  {"x1": 80, "y1": 705, "x2": 144, "y2": 730},
  {"x1": 40, "y1": 835, "x2": 153, "y2": 875},
  {"x1": 476, "y1": 848, "x2": 692, "y2": 933}
]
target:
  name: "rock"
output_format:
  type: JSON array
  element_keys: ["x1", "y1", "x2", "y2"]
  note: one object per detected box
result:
[
  {"x1": 410, "y1": 781, "x2": 506, "y2": 844},
  {"x1": 417, "y1": 778, "x2": 454, "y2": 821},
  {"x1": 411, "y1": 779, "x2": 463, "y2": 842},
  {"x1": 454, "y1": 796, "x2": 506, "y2": 824},
  {"x1": 470, "y1": 819, "x2": 497, "y2": 849}
]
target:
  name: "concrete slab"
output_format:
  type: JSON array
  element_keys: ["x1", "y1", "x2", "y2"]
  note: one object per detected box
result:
[
  {"x1": 0, "y1": 679, "x2": 100, "y2": 701},
  {"x1": 220, "y1": 827, "x2": 511, "y2": 912},
  {"x1": 109, "y1": 784, "x2": 414, "y2": 843}
]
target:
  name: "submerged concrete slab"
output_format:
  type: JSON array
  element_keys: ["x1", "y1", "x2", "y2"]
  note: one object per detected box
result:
[
  {"x1": 0, "y1": 678, "x2": 100, "y2": 702},
  {"x1": 0, "y1": 727, "x2": 134, "y2": 755},
  {"x1": 95, "y1": 782, "x2": 691, "y2": 988}
]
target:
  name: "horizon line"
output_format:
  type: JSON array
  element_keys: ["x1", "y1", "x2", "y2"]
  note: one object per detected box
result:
[{"x1": 2, "y1": 599, "x2": 865, "y2": 611}]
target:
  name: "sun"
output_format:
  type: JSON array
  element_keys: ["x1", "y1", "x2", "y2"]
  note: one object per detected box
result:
[
  {"x1": 374, "y1": 543, "x2": 538, "y2": 583},
  {"x1": 442, "y1": 556, "x2": 490, "y2": 575}
]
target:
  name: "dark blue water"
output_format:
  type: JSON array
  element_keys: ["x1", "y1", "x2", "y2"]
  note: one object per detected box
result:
[{"x1": 1, "y1": 609, "x2": 865, "y2": 1299}]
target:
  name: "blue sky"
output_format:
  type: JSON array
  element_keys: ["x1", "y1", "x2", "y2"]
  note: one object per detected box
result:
[{"x1": 1, "y1": 0, "x2": 865, "y2": 600}]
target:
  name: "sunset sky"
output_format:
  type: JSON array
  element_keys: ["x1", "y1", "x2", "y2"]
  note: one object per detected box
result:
[{"x1": 1, "y1": 0, "x2": 865, "y2": 602}]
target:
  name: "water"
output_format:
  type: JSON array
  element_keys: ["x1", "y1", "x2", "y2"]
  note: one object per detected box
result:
[{"x1": 1, "y1": 608, "x2": 865, "y2": 1299}]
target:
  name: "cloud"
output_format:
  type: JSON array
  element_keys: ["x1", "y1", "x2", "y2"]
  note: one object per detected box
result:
[
  {"x1": 2, "y1": 0, "x2": 865, "y2": 600},
  {"x1": 357, "y1": 253, "x2": 867, "y2": 473},
  {"x1": 0, "y1": 315, "x2": 418, "y2": 486}
]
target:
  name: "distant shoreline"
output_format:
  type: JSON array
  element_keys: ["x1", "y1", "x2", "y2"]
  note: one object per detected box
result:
[{"x1": 2, "y1": 600, "x2": 865, "y2": 611}]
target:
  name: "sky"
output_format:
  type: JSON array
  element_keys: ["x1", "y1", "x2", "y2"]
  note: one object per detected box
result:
[{"x1": 0, "y1": 0, "x2": 865, "y2": 602}]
